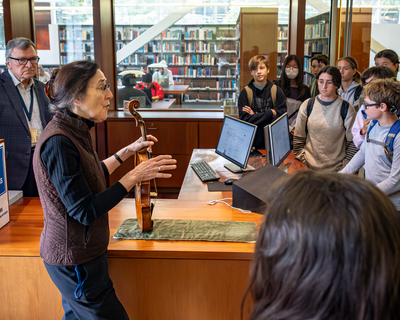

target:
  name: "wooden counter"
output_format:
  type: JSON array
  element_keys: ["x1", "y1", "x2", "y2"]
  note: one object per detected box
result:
[{"x1": 0, "y1": 192, "x2": 263, "y2": 319}]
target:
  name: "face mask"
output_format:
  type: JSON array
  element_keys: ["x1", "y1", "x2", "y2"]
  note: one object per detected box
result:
[{"x1": 285, "y1": 67, "x2": 299, "y2": 80}]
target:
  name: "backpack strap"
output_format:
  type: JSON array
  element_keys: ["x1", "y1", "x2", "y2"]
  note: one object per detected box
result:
[
  {"x1": 271, "y1": 84, "x2": 277, "y2": 107},
  {"x1": 340, "y1": 100, "x2": 349, "y2": 123},
  {"x1": 305, "y1": 97, "x2": 316, "y2": 135},
  {"x1": 245, "y1": 86, "x2": 253, "y2": 108},
  {"x1": 366, "y1": 120, "x2": 379, "y2": 143},
  {"x1": 384, "y1": 120, "x2": 400, "y2": 163},
  {"x1": 353, "y1": 85, "x2": 363, "y2": 102}
]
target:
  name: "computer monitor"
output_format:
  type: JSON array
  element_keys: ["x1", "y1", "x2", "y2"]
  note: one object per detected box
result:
[
  {"x1": 263, "y1": 112, "x2": 291, "y2": 167},
  {"x1": 215, "y1": 116, "x2": 257, "y2": 173}
]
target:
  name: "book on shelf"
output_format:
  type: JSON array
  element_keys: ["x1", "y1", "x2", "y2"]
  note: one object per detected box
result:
[
  {"x1": 156, "y1": 29, "x2": 182, "y2": 40},
  {"x1": 184, "y1": 29, "x2": 213, "y2": 40},
  {"x1": 305, "y1": 21, "x2": 329, "y2": 39}
]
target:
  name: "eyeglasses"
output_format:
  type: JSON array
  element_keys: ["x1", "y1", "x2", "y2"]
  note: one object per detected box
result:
[
  {"x1": 9, "y1": 56, "x2": 40, "y2": 65},
  {"x1": 100, "y1": 83, "x2": 111, "y2": 92},
  {"x1": 363, "y1": 103, "x2": 380, "y2": 109}
]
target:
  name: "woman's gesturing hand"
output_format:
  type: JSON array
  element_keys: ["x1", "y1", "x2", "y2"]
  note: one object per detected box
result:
[{"x1": 119, "y1": 155, "x2": 177, "y2": 191}]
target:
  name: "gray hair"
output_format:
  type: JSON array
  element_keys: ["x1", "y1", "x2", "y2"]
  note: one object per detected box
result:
[{"x1": 6, "y1": 37, "x2": 37, "y2": 60}]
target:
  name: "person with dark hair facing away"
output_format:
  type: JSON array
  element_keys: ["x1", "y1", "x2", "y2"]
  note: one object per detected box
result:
[
  {"x1": 375, "y1": 49, "x2": 399, "y2": 79},
  {"x1": 351, "y1": 66, "x2": 395, "y2": 148},
  {"x1": 238, "y1": 55, "x2": 287, "y2": 151},
  {"x1": 293, "y1": 66, "x2": 357, "y2": 171},
  {"x1": 33, "y1": 60, "x2": 177, "y2": 319},
  {"x1": 337, "y1": 56, "x2": 362, "y2": 108},
  {"x1": 0, "y1": 37, "x2": 52, "y2": 197},
  {"x1": 135, "y1": 72, "x2": 164, "y2": 101},
  {"x1": 341, "y1": 78, "x2": 400, "y2": 211},
  {"x1": 242, "y1": 170, "x2": 400, "y2": 320},
  {"x1": 117, "y1": 73, "x2": 151, "y2": 108},
  {"x1": 309, "y1": 53, "x2": 329, "y2": 97}
]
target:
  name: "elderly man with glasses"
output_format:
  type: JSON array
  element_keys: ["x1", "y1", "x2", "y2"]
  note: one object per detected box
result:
[{"x1": 0, "y1": 37, "x2": 52, "y2": 197}]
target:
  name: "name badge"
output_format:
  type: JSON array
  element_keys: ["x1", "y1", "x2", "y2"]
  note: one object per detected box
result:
[{"x1": 30, "y1": 129, "x2": 38, "y2": 144}]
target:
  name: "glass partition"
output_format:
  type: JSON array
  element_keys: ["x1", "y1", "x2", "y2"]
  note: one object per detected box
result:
[
  {"x1": 114, "y1": 0, "x2": 289, "y2": 110},
  {"x1": 34, "y1": 0, "x2": 94, "y2": 77}
]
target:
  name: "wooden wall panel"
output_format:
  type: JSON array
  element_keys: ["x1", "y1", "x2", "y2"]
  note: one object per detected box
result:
[
  {"x1": 0, "y1": 257, "x2": 63, "y2": 319},
  {"x1": 199, "y1": 121, "x2": 223, "y2": 148},
  {"x1": 3, "y1": 0, "x2": 36, "y2": 42},
  {"x1": 109, "y1": 257, "x2": 253, "y2": 320}
]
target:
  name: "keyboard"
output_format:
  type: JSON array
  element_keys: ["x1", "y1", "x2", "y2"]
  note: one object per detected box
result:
[{"x1": 191, "y1": 161, "x2": 220, "y2": 182}]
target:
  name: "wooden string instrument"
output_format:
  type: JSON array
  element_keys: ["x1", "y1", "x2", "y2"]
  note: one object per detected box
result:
[{"x1": 128, "y1": 100, "x2": 154, "y2": 232}]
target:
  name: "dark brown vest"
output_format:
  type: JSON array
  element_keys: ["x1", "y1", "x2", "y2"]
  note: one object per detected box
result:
[{"x1": 33, "y1": 111, "x2": 108, "y2": 266}]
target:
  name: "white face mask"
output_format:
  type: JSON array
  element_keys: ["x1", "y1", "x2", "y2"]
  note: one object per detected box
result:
[{"x1": 285, "y1": 67, "x2": 299, "y2": 80}]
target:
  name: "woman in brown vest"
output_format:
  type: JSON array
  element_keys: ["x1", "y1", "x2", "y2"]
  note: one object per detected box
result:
[{"x1": 33, "y1": 60, "x2": 177, "y2": 319}]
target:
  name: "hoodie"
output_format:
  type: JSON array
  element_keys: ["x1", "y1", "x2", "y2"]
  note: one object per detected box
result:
[
  {"x1": 338, "y1": 81, "x2": 362, "y2": 108},
  {"x1": 152, "y1": 60, "x2": 174, "y2": 86}
]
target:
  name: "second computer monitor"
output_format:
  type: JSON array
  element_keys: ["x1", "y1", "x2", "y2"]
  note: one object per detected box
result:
[
  {"x1": 215, "y1": 116, "x2": 257, "y2": 173},
  {"x1": 264, "y1": 113, "x2": 291, "y2": 167}
]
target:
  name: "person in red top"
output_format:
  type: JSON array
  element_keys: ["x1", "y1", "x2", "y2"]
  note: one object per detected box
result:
[{"x1": 136, "y1": 73, "x2": 164, "y2": 101}]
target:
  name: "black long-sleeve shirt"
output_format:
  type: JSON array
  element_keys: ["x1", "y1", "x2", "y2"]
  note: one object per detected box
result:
[{"x1": 40, "y1": 111, "x2": 128, "y2": 226}]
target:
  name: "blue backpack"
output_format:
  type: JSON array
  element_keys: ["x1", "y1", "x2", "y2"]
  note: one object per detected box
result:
[{"x1": 367, "y1": 120, "x2": 400, "y2": 163}]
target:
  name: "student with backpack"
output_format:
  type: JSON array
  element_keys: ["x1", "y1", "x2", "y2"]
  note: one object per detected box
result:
[
  {"x1": 238, "y1": 55, "x2": 287, "y2": 151},
  {"x1": 351, "y1": 66, "x2": 395, "y2": 148},
  {"x1": 341, "y1": 79, "x2": 400, "y2": 211},
  {"x1": 293, "y1": 66, "x2": 357, "y2": 171},
  {"x1": 337, "y1": 56, "x2": 362, "y2": 109}
]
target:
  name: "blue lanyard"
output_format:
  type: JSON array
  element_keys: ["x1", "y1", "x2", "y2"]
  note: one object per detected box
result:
[{"x1": 16, "y1": 86, "x2": 34, "y2": 122}]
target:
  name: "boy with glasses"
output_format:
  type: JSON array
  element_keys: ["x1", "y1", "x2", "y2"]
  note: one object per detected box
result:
[
  {"x1": 341, "y1": 79, "x2": 400, "y2": 211},
  {"x1": 0, "y1": 37, "x2": 52, "y2": 196}
]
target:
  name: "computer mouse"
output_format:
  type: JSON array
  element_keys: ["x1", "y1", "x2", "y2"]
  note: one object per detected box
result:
[{"x1": 224, "y1": 178, "x2": 238, "y2": 185}]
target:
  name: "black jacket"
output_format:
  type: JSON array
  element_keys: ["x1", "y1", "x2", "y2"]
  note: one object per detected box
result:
[{"x1": 238, "y1": 79, "x2": 287, "y2": 150}]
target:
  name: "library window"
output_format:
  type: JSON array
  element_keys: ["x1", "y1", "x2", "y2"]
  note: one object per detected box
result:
[
  {"x1": 33, "y1": 0, "x2": 95, "y2": 75},
  {"x1": 114, "y1": 2, "x2": 288, "y2": 110}
]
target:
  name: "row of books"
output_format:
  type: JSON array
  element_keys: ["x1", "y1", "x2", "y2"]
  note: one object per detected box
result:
[
  {"x1": 60, "y1": 54, "x2": 92, "y2": 65},
  {"x1": 304, "y1": 73, "x2": 313, "y2": 86},
  {"x1": 153, "y1": 42, "x2": 182, "y2": 53},
  {"x1": 305, "y1": 21, "x2": 329, "y2": 39},
  {"x1": 304, "y1": 40, "x2": 328, "y2": 55},
  {"x1": 60, "y1": 43, "x2": 92, "y2": 52},
  {"x1": 184, "y1": 42, "x2": 216, "y2": 53},
  {"x1": 116, "y1": 28, "x2": 145, "y2": 41},
  {"x1": 156, "y1": 29, "x2": 183, "y2": 40},
  {"x1": 278, "y1": 41, "x2": 288, "y2": 53},
  {"x1": 121, "y1": 53, "x2": 148, "y2": 65},
  {"x1": 278, "y1": 28, "x2": 288, "y2": 39},
  {"x1": 184, "y1": 29, "x2": 214, "y2": 40},
  {"x1": 59, "y1": 29, "x2": 92, "y2": 41},
  {"x1": 184, "y1": 91, "x2": 236, "y2": 102},
  {"x1": 116, "y1": 43, "x2": 148, "y2": 53}
]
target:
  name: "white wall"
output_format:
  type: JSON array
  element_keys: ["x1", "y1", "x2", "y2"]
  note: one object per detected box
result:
[
  {"x1": 370, "y1": 24, "x2": 400, "y2": 80},
  {"x1": 37, "y1": 24, "x2": 60, "y2": 66}
]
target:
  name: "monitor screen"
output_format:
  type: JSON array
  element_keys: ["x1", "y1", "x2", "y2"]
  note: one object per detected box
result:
[
  {"x1": 215, "y1": 116, "x2": 257, "y2": 172},
  {"x1": 264, "y1": 113, "x2": 291, "y2": 167}
]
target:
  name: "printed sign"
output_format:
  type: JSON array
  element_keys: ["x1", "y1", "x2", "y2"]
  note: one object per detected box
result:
[{"x1": 0, "y1": 140, "x2": 10, "y2": 229}]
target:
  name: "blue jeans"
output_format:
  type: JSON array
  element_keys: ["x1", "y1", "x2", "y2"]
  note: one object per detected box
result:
[{"x1": 44, "y1": 251, "x2": 129, "y2": 320}]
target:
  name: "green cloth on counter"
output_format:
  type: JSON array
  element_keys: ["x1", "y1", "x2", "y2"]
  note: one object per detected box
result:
[{"x1": 113, "y1": 218, "x2": 258, "y2": 243}]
